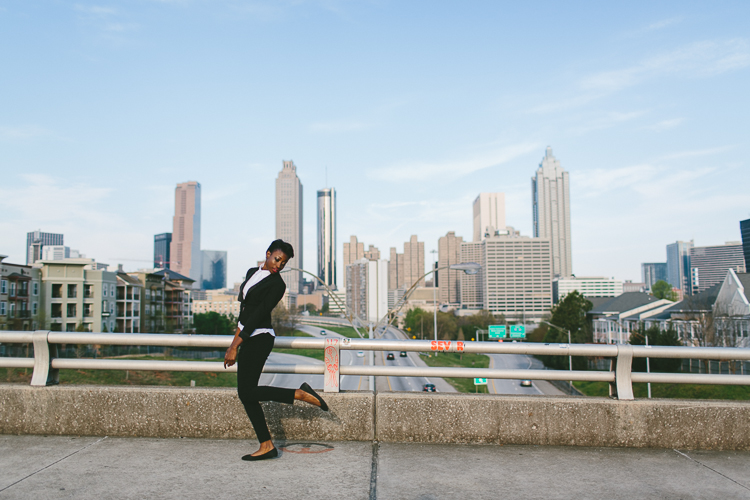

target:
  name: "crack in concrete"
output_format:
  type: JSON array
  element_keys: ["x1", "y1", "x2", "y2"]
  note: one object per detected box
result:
[
  {"x1": 0, "y1": 436, "x2": 108, "y2": 494},
  {"x1": 369, "y1": 441, "x2": 379, "y2": 500},
  {"x1": 673, "y1": 449, "x2": 750, "y2": 492}
]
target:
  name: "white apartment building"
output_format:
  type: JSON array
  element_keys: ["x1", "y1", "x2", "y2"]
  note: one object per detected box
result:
[
  {"x1": 192, "y1": 290, "x2": 241, "y2": 317},
  {"x1": 553, "y1": 276, "x2": 623, "y2": 303},
  {"x1": 116, "y1": 273, "x2": 142, "y2": 333}
]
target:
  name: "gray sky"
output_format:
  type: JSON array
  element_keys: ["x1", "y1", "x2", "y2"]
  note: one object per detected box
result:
[{"x1": 1, "y1": 1, "x2": 748, "y2": 285}]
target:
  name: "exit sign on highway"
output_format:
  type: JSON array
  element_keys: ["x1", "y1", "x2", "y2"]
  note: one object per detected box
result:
[
  {"x1": 509, "y1": 325, "x2": 526, "y2": 339},
  {"x1": 474, "y1": 378, "x2": 488, "y2": 385},
  {"x1": 488, "y1": 325, "x2": 506, "y2": 339}
]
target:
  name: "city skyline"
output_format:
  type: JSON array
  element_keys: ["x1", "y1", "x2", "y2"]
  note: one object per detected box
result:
[{"x1": 1, "y1": 2, "x2": 748, "y2": 284}]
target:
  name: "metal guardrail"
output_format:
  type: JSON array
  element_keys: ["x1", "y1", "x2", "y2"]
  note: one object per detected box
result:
[{"x1": 1, "y1": 331, "x2": 749, "y2": 400}]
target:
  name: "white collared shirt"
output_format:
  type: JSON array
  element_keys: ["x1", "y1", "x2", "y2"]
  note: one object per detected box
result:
[{"x1": 237, "y1": 265, "x2": 275, "y2": 337}]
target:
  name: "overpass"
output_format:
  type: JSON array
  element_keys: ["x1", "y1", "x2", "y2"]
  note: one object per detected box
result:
[{"x1": 2, "y1": 330, "x2": 750, "y2": 498}]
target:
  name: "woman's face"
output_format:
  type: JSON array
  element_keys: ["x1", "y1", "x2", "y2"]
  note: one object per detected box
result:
[{"x1": 264, "y1": 250, "x2": 290, "y2": 274}]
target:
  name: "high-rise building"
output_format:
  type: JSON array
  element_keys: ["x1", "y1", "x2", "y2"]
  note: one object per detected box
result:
[
  {"x1": 26, "y1": 230, "x2": 63, "y2": 265},
  {"x1": 460, "y1": 241, "x2": 485, "y2": 310},
  {"x1": 667, "y1": 240, "x2": 693, "y2": 296},
  {"x1": 345, "y1": 258, "x2": 389, "y2": 323},
  {"x1": 389, "y1": 235, "x2": 424, "y2": 290},
  {"x1": 690, "y1": 242, "x2": 746, "y2": 293},
  {"x1": 343, "y1": 236, "x2": 381, "y2": 288},
  {"x1": 741, "y1": 219, "x2": 750, "y2": 272},
  {"x1": 364, "y1": 245, "x2": 380, "y2": 261},
  {"x1": 170, "y1": 182, "x2": 202, "y2": 285},
  {"x1": 317, "y1": 188, "x2": 336, "y2": 289},
  {"x1": 276, "y1": 161, "x2": 303, "y2": 295},
  {"x1": 154, "y1": 233, "x2": 172, "y2": 269},
  {"x1": 438, "y1": 231, "x2": 464, "y2": 305},
  {"x1": 201, "y1": 250, "x2": 228, "y2": 290},
  {"x1": 532, "y1": 147, "x2": 572, "y2": 278},
  {"x1": 642, "y1": 262, "x2": 668, "y2": 290},
  {"x1": 479, "y1": 236, "x2": 553, "y2": 321},
  {"x1": 473, "y1": 193, "x2": 506, "y2": 242}
]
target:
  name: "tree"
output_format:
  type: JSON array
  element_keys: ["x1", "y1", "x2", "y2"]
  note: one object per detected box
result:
[
  {"x1": 651, "y1": 280, "x2": 677, "y2": 301},
  {"x1": 193, "y1": 312, "x2": 235, "y2": 335},
  {"x1": 540, "y1": 291, "x2": 593, "y2": 370},
  {"x1": 629, "y1": 324, "x2": 682, "y2": 373}
]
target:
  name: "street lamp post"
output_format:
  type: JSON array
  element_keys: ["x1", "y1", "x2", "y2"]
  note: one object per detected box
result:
[
  {"x1": 541, "y1": 320, "x2": 573, "y2": 388},
  {"x1": 430, "y1": 250, "x2": 438, "y2": 346}
]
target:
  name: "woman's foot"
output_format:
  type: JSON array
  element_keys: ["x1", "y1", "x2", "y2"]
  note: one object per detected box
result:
[
  {"x1": 296, "y1": 383, "x2": 329, "y2": 411},
  {"x1": 242, "y1": 440, "x2": 278, "y2": 461}
]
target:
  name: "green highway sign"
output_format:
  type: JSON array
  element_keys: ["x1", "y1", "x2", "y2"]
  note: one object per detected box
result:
[
  {"x1": 474, "y1": 378, "x2": 488, "y2": 385},
  {"x1": 509, "y1": 325, "x2": 526, "y2": 339},
  {"x1": 488, "y1": 325, "x2": 506, "y2": 339}
]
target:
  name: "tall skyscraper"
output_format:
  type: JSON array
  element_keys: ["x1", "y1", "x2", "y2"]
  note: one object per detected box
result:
[
  {"x1": 343, "y1": 236, "x2": 365, "y2": 288},
  {"x1": 741, "y1": 219, "x2": 750, "y2": 272},
  {"x1": 667, "y1": 240, "x2": 693, "y2": 296},
  {"x1": 690, "y1": 242, "x2": 745, "y2": 293},
  {"x1": 473, "y1": 193, "x2": 506, "y2": 241},
  {"x1": 460, "y1": 241, "x2": 485, "y2": 310},
  {"x1": 201, "y1": 250, "x2": 228, "y2": 290},
  {"x1": 26, "y1": 230, "x2": 63, "y2": 265},
  {"x1": 388, "y1": 236, "x2": 424, "y2": 290},
  {"x1": 276, "y1": 160, "x2": 303, "y2": 294},
  {"x1": 641, "y1": 262, "x2": 667, "y2": 290},
  {"x1": 532, "y1": 147, "x2": 572, "y2": 278},
  {"x1": 317, "y1": 188, "x2": 336, "y2": 289},
  {"x1": 170, "y1": 182, "x2": 201, "y2": 284},
  {"x1": 438, "y1": 231, "x2": 464, "y2": 305},
  {"x1": 154, "y1": 233, "x2": 172, "y2": 269}
]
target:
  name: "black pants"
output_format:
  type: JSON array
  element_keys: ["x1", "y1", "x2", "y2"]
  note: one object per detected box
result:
[{"x1": 237, "y1": 333, "x2": 296, "y2": 443}]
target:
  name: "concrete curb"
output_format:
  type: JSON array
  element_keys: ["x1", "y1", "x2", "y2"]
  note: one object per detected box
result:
[
  {"x1": 2, "y1": 385, "x2": 749, "y2": 450},
  {"x1": 0, "y1": 384, "x2": 374, "y2": 441}
]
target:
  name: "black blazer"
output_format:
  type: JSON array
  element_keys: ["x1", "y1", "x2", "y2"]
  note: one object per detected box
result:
[{"x1": 236, "y1": 267, "x2": 286, "y2": 341}]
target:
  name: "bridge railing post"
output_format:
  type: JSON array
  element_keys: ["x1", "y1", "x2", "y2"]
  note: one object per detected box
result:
[
  {"x1": 609, "y1": 344, "x2": 634, "y2": 400},
  {"x1": 30, "y1": 330, "x2": 58, "y2": 387},
  {"x1": 324, "y1": 338, "x2": 340, "y2": 393}
]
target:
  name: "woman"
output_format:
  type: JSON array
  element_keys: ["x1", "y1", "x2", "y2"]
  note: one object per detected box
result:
[{"x1": 224, "y1": 239, "x2": 328, "y2": 462}]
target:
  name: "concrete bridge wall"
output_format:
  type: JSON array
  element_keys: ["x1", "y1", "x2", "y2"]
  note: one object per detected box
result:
[{"x1": 2, "y1": 384, "x2": 749, "y2": 450}]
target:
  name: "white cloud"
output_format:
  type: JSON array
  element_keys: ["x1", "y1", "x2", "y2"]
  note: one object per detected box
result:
[
  {"x1": 0, "y1": 126, "x2": 53, "y2": 141},
  {"x1": 367, "y1": 142, "x2": 540, "y2": 183},
  {"x1": 658, "y1": 145, "x2": 734, "y2": 161},
  {"x1": 645, "y1": 17, "x2": 684, "y2": 31},
  {"x1": 310, "y1": 120, "x2": 372, "y2": 133},
  {"x1": 581, "y1": 39, "x2": 750, "y2": 93},
  {"x1": 648, "y1": 118, "x2": 685, "y2": 131}
]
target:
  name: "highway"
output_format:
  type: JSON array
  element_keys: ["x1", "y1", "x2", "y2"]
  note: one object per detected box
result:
[
  {"x1": 258, "y1": 324, "x2": 369, "y2": 391},
  {"x1": 485, "y1": 352, "x2": 544, "y2": 395}
]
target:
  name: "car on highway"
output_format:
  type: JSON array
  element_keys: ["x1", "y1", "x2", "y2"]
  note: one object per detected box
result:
[
  {"x1": 422, "y1": 383, "x2": 437, "y2": 392},
  {"x1": 320, "y1": 330, "x2": 327, "y2": 335},
  {"x1": 399, "y1": 351, "x2": 407, "y2": 357},
  {"x1": 386, "y1": 353, "x2": 395, "y2": 360},
  {"x1": 356, "y1": 351, "x2": 365, "y2": 358},
  {"x1": 520, "y1": 379, "x2": 532, "y2": 387}
]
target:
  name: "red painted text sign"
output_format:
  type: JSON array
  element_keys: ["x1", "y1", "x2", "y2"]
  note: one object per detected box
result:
[{"x1": 430, "y1": 340, "x2": 465, "y2": 353}]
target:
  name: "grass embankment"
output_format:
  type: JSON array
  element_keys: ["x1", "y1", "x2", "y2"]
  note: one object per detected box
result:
[
  {"x1": 0, "y1": 330, "x2": 320, "y2": 387},
  {"x1": 573, "y1": 380, "x2": 750, "y2": 400},
  {"x1": 315, "y1": 325, "x2": 366, "y2": 339},
  {"x1": 421, "y1": 352, "x2": 490, "y2": 393},
  {"x1": 273, "y1": 330, "x2": 324, "y2": 361}
]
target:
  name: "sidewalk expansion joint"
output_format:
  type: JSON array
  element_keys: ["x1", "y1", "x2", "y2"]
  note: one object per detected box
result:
[
  {"x1": 369, "y1": 440, "x2": 379, "y2": 500},
  {"x1": 0, "y1": 436, "x2": 108, "y2": 494},
  {"x1": 673, "y1": 449, "x2": 750, "y2": 492}
]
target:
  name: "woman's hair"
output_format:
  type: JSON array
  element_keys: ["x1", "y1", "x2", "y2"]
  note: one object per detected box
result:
[{"x1": 267, "y1": 239, "x2": 294, "y2": 259}]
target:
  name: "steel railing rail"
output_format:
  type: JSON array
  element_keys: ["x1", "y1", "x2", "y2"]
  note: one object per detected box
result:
[{"x1": 2, "y1": 330, "x2": 750, "y2": 399}]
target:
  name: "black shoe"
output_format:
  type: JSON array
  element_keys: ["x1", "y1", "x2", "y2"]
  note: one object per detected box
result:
[
  {"x1": 300, "y1": 382, "x2": 329, "y2": 412},
  {"x1": 242, "y1": 448, "x2": 278, "y2": 461}
]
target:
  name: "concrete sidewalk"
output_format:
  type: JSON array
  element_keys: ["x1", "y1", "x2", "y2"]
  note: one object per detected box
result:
[{"x1": 1, "y1": 435, "x2": 749, "y2": 499}]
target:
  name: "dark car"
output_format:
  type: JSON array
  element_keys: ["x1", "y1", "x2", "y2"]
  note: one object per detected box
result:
[
  {"x1": 399, "y1": 351, "x2": 407, "y2": 357},
  {"x1": 386, "y1": 353, "x2": 395, "y2": 360},
  {"x1": 422, "y1": 383, "x2": 437, "y2": 392},
  {"x1": 520, "y1": 379, "x2": 532, "y2": 387}
]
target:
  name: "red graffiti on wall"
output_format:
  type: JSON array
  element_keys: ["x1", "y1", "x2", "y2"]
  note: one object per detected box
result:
[{"x1": 324, "y1": 338, "x2": 340, "y2": 388}]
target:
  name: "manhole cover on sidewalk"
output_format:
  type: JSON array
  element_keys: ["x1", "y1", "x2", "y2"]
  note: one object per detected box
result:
[{"x1": 280, "y1": 443, "x2": 335, "y2": 454}]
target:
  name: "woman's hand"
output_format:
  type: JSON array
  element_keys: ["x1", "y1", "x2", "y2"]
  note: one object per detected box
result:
[{"x1": 224, "y1": 346, "x2": 238, "y2": 369}]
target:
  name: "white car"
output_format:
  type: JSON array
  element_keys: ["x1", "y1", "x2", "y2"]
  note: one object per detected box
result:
[
  {"x1": 320, "y1": 330, "x2": 327, "y2": 336},
  {"x1": 356, "y1": 351, "x2": 365, "y2": 358}
]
